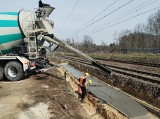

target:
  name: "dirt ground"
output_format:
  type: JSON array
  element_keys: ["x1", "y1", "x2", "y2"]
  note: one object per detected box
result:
[
  {"x1": 0, "y1": 63, "x2": 143, "y2": 119},
  {"x1": 61, "y1": 67, "x2": 128, "y2": 119},
  {"x1": 0, "y1": 67, "x2": 94, "y2": 119}
]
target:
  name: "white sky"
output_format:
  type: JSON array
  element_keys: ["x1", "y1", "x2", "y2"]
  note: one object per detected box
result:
[{"x1": 0, "y1": 0, "x2": 160, "y2": 45}]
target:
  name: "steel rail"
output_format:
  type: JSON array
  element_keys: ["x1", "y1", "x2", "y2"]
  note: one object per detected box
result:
[{"x1": 57, "y1": 55, "x2": 160, "y2": 84}]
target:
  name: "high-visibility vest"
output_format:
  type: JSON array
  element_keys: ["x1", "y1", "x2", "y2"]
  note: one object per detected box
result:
[
  {"x1": 79, "y1": 76, "x2": 87, "y2": 87},
  {"x1": 78, "y1": 76, "x2": 86, "y2": 95}
]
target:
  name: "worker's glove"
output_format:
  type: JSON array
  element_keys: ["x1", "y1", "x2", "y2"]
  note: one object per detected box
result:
[{"x1": 88, "y1": 80, "x2": 92, "y2": 85}]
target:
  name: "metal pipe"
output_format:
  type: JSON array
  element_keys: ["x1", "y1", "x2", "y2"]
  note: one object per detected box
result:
[{"x1": 43, "y1": 36, "x2": 111, "y2": 74}]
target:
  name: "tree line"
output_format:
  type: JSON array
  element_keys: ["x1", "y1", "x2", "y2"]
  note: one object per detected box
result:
[
  {"x1": 57, "y1": 9, "x2": 160, "y2": 54},
  {"x1": 114, "y1": 9, "x2": 160, "y2": 53}
]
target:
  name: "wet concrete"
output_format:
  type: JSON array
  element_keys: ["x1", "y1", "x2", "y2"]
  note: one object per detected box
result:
[{"x1": 62, "y1": 64, "x2": 157, "y2": 119}]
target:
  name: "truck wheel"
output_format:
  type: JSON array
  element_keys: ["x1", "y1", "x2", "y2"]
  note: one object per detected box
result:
[
  {"x1": 4, "y1": 61, "x2": 24, "y2": 81},
  {"x1": 0, "y1": 66, "x2": 4, "y2": 80}
]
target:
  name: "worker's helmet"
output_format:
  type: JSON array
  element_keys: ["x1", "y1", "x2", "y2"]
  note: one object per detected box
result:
[
  {"x1": 85, "y1": 72, "x2": 89, "y2": 76},
  {"x1": 88, "y1": 80, "x2": 92, "y2": 84}
]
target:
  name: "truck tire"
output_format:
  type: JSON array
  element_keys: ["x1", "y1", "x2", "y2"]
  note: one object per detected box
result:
[
  {"x1": 4, "y1": 61, "x2": 24, "y2": 81},
  {"x1": 0, "y1": 66, "x2": 4, "y2": 81}
]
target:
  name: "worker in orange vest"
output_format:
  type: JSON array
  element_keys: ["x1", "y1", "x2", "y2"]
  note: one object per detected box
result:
[{"x1": 78, "y1": 72, "x2": 90, "y2": 102}]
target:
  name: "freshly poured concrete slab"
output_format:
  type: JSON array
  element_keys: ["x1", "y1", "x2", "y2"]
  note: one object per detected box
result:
[{"x1": 63, "y1": 64, "x2": 155, "y2": 119}]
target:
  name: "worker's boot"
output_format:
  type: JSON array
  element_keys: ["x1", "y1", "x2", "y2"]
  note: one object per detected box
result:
[
  {"x1": 81, "y1": 98, "x2": 86, "y2": 103},
  {"x1": 78, "y1": 94, "x2": 81, "y2": 100}
]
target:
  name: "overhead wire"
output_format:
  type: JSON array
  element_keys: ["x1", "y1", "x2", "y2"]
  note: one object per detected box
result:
[
  {"x1": 91, "y1": 0, "x2": 156, "y2": 32},
  {"x1": 59, "y1": 0, "x2": 79, "y2": 35},
  {"x1": 82, "y1": 0, "x2": 158, "y2": 36},
  {"x1": 77, "y1": 0, "x2": 119, "y2": 30},
  {"x1": 86, "y1": 6, "x2": 160, "y2": 36},
  {"x1": 75, "y1": 0, "x2": 135, "y2": 35},
  {"x1": 65, "y1": 0, "x2": 79, "y2": 22}
]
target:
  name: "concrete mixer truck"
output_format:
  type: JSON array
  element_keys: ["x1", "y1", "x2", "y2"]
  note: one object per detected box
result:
[{"x1": 0, "y1": 0, "x2": 111, "y2": 81}]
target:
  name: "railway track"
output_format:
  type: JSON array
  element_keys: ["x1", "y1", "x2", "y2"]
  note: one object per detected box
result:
[
  {"x1": 55, "y1": 55, "x2": 160, "y2": 116},
  {"x1": 56, "y1": 53, "x2": 160, "y2": 68},
  {"x1": 56, "y1": 55, "x2": 160, "y2": 84},
  {"x1": 95, "y1": 57, "x2": 160, "y2": 68}
]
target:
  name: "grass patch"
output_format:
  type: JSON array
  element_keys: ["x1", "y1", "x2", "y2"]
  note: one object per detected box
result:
[
  {"x1": 89, "y1": 53, "x2": 160, "y2": 65},
  {"x1": 55, "y1": 52, "x2": 160, "y2": 65}
]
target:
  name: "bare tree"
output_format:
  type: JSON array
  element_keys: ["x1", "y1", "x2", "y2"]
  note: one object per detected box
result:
[{"x1": 80, "y1": 35, "x2": 95, "y2": 53}]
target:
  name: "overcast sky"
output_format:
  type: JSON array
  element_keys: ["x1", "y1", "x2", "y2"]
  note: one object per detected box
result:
[{"x1": 0, "y1": 0, "x2": 160, "y2": 45}]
